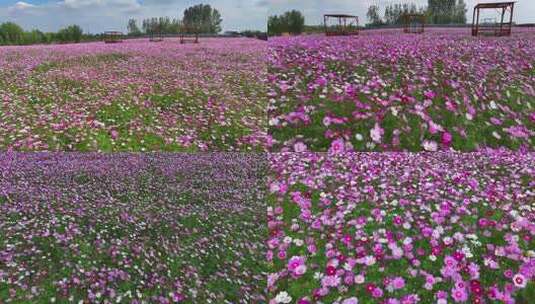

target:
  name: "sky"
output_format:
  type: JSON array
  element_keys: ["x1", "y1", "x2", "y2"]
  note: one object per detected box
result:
[
  {"x1": 268, "y1": 0, "x2": 534, "y2": 25},
  {"x1": 0, "y1": 1, "x2": 533, "y2": 34},
  {"x1": 0, "y1": 0, "x2": 268, "y2": 33}
]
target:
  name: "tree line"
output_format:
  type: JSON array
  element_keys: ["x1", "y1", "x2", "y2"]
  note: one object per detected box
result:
[
  {"x1": 127, "y1": 4, "x2": 222, "y2": 36},
  {"x1": 268, "y1": 10, "x2": 305, "y2": 36},
  {"x1": 367, "y1": 0, "x2": 467, "y2": 26},
  {"x1": 0, "y1": 23, "x2": 89, "y2": 45},
  {"x1": 268, "y1": 0, "x2": 469, "y2": 36},
  {"x1": 0, "y1": 3, "x2": 226, "y2": 45}
]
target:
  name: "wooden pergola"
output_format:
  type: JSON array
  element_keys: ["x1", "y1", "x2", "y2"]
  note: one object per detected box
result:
[
  {"x1": 103, "y1": 31, "x2": 123, "y2": 43},
  {"x1": 149, "y1": 28, "x2": 164, "y2": 42},
  {"x1": 403, "y1": 14, "x2": 426, "y2": 34},
  {"x1": 179, "y1": 33, "x2": 199, "y2": 44},
  {"x1": 324, "y1": 14, "x2": 359, "y2": 36},
  {"x1": 472, "y1": 2, "x2": 515, "y2": 36},
  {"x1": 179, "y1": 24, "x2": 199, "y2": 44}
]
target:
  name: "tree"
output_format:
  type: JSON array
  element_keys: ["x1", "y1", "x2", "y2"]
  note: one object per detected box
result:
[
  {"x1": 127, "y1": 19, "x2": 141, "y2": 36},
  {"x1": 383, "y1": 3, "x2": 422, "y2": 25},
  {"x1": 428, "y1": 0, "x2": 456, "y2": 24},
  {"x1": 0, "y1": 21, "x2": 92, "y2": 45},
  {"x1": 56, "y1": 25, "x2": 83, "y2": 43},
  {"x1": 454, "y1": 0, "x2": 467, "y2": 24},
  {"x1": 284, "y1": 10, "x2": 305, "y2": 35},
  {"x1": 268, "y1": 10, "x2": 305, "y2": 36},
  {"x1": 268, "y1": 15, "x2": 284, "y2": 36},
  {"x1": 182, "y1": 4, "x2": 222, "y2": 34},
  {"x1": 0, "y1": 22, "x2": 24, "y2": 44},
  {"x1": 366, "y1": 5, "x2": 383, "y2": 26}
]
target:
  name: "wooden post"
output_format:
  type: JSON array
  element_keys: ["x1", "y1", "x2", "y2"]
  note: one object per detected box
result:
[
  {"x1": 476, "y1": 8, "x2": 480, "y2": 36},
  {"x1": 324, "y1": 15, "x2": 327, "y2": 35},
  {"x1": 500, "y1": 7, "x2": 505, "y2": 36},
  {"x1": 472, "y1": 7, "x2": 477, "y2": 36},
  {"x1": 509, "y1": 3, "x2": 514, "y2": 36}
]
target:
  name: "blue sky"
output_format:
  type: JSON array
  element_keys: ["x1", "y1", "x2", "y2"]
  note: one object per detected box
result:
[
  {"x1": 0, "y1": 0, "x2": 268, "y2": 33},
  {"x1": 1, "y1": 1, "x2": 533, "y2": 34},
  {"x1": 268, "y1": 0, "x2": 534, "y2": 25}
]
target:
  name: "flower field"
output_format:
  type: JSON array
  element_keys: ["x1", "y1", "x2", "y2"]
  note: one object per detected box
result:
[
  {"x1": 268, "y1": 29, "x2": 535, "y2": 152},
  {"x1": 267, "y1": 151, "x2": 535, "y2": 303},
  {"x1": 0, "y1": 38, "x2": 267, "y2": 152},
  {"x1": 0, "y1": 153, "x2": 267, "y2": 303}
]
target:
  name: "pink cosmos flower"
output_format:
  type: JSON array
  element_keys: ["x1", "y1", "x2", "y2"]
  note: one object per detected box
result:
[
  {"x1": 372, "y1": 287, "x2": 384, "y2": 298},
  {"x1": 288, "y1": 256, "x2": 305, "y2": 272},
  {"x1": 370, "y1": 123, "x2": 384, "y2": 143},
  {"x1": 321, "y1": 275, "x2": 341, "y2": 288},
  {"x1": 293, "y1": 142, "x2": 307, "y2": 152},
  {"x1": 504, "y1": 125, "x2": 529, "y2": 138},
  {"x1": 442, "y1": 132, "x2": 452, "y2": 146},
  {"x1": 451, "y1": 288, "x2": 468, "y2": 303},
  {"x1": 294, "y1": 264, "x2": 307, "y2": 276},
  {"x1": 110, "y1": 129, "x2": 119, "y2": 140},
  {"x1": 171, "y1": 292, "x2": 185, "y2": 302},
  {"x1": 490, "y1": 117, "x2": 502, "y2": 125},
  {"x1": 512, "y1": 273, "x2": 527, "y2": 288},
  {"x1": 323, "y1": 116, "x2": 332, "y2": 127},
  {"x1": 315, "y1": 76, "x2": 327, "y2": 87},
  {"x1": 391, "y1": 277, "x2": 405, "y2": 290},
  {"x1": 504, "y1": 269, "x2": 514, "y2": 278},
  {"x1": 342, "y1": 297, "x2": 359, "y2": 304},
  {"x1": 424, "y1": 90, "x2": 436, "y2": 100},
  {"x1": 329, "y1": 138, "x2": 345, "y2": 154}
]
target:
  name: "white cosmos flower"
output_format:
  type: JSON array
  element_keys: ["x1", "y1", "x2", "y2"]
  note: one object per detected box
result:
[
  {"x1": 269, "y1": 117, "x2": 279, "y2": 126},
  {"x1": 462, "y1": 246, "x2": 473, "y2": 258},
  {"x1": 354, "y1": 274, "x2": 365, "y2": 284},
  {"x1": 423, "y1": 140, "x2": 438, "y2": 151},
  {"x1": 275, "y1": 291, "x2": 292, "y2": 303}
]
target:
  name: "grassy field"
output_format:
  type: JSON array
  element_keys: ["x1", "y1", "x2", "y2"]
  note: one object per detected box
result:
[
  {"x1": 268, "y1": 29, "x2": 535, "y2": 152},
  {"x1": 0, "y1": 153, "x2": 267, "y2": 303},
  {"x1": 268, "y1": 151, "x2": 535, "y2": 303},
  {"x1": 0, "y1": 38, "x2": 267, "y2": 152}
]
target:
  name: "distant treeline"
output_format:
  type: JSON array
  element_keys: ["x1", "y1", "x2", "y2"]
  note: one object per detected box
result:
[
  {"x1": 0, "y1": 23, "x2": 96, "y2": 45},
  {"x1": 127, "y1": 4, "x2": 222, "y2": 36},
  {"x1": 268, "y1": 10, "x2": 305, "y2": 36},
  {"x1": 367, "y1": 0, "x2": 467, "y2": 26},
  {"x1": 269, "y1": 1, "x2": 469, "y2": 36},
  {"x1": 0, "y1": 3, "x2": 266, "y2": 46}
]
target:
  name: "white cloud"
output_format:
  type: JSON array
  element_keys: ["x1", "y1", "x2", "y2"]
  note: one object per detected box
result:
[{"x1": 8, "y1": 1, "x2": 36, "y2": 13}]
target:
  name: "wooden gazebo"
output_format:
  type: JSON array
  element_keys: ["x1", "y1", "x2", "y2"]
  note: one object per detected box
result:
[
  {"x1": 103, "y1": 31, "x2": 123, "y2": 43},
  {"x1": 179, "y1": 24, "x2": 199, "y2": 44},
  {"x1": 472, "y1": 2, "x2": 515, "y2": 36},
  {"x1": 149, "y1": 28, "x2": 164, "y2": 42},
  {"x1": 403, "y1": 14, "x2": 426, "y2": 34},
  {"x1": 324, "y1": 14, "x2": 359, "y2": 36}
]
